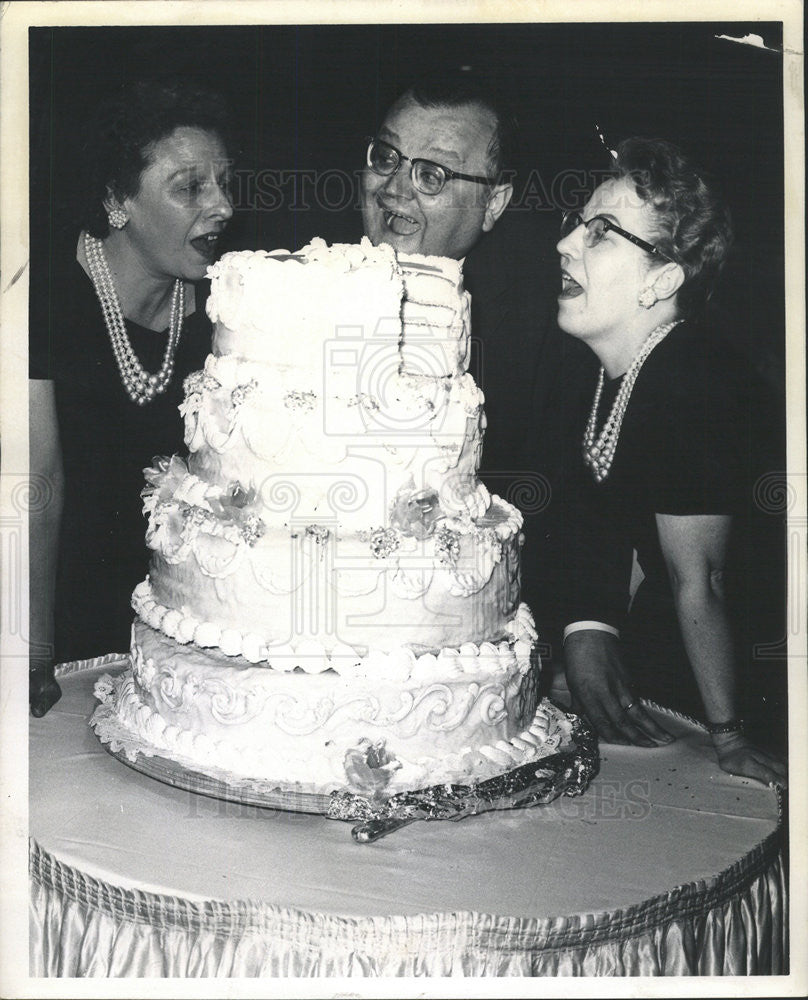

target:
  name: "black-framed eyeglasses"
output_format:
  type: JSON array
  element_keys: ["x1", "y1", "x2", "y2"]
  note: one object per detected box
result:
[
  {"x1": 560, "y1": 209, "x2": 674, "y2": 262},
  {"x1": 366, "y1": 137, "x2": 497, "y2": 196}
]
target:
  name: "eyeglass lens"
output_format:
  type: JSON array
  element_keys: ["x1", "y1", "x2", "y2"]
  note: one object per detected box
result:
[
  {"x1": 368, "y1": 140, "x2": 446, "y2": 195},
  {"x1": 561, "y1": 212, "x2": 608, "y2": 246},
  {"x1": 369, "y1": 141, "x2": 399, "y2": 174},
  {"x1": 412, "y1": 162, "x2": 445, "y2": 194}
]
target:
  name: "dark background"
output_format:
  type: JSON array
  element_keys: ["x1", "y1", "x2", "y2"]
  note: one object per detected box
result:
[
  {"x1": 29, "y1": 21, "x2": 785, "y2": 384},
  {"x1": 28, "y1": 22, "x2": 788, "y2": 748}
]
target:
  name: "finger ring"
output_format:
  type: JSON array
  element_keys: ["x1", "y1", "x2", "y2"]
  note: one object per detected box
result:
[{"x1": 621, "y1": 701, "x2": 638, "y2": 714}]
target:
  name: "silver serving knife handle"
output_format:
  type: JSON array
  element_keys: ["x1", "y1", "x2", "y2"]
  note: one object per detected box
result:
[{"x1": 351, "y1": 815, "x2": 416, "y2": 843}]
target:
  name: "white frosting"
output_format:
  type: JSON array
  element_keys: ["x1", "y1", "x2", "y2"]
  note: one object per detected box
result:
[
  {"x1": 132, "y1": 556, "x2": 524, "y2": 673},
  {"x1": 142, "y1": 242, "x2": 522, "y2": 653},
  {"x1": 109, "y1": 614, "x2": 541, "y2": 793},
  {"x1": 111, "y1": 239, "x2": 541, "y2": 793}
]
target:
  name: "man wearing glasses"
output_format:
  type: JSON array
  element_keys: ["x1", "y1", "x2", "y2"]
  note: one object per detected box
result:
[
  {"x1": 360, "y1": 81, "x2": 513, "y2": 259},
  {"x1": 359, "y1": 72, "x2": 597, "y2": 711}
]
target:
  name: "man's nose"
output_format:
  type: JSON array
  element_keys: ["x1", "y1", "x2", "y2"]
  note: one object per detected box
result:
[{"x1": 382, "y1": 162, "x2": 415, "y2": 199}]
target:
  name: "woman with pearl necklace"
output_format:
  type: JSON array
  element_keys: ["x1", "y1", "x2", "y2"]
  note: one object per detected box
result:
[
  {"x1": 29, "y1": 78, "x2": 234, "y2": 716},
  {"x1": 557, "y1": 137, "x2": 785, "y2": 788}
]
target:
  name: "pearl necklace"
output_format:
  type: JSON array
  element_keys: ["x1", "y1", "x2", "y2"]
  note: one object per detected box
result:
[
  {"x1": 583, "y1": 320, "x2": 682, "y2": 483},
  {"x1": 84, "y1": 232, "x2": 184, "y2": 406}
]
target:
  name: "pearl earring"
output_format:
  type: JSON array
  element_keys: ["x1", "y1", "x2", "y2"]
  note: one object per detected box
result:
[
  {"x1": 638, "y1": 287, "x2": 657, "y2": 309},
  {"x1": 108, "y1": 208, "x2": 128, "y2": 230}
]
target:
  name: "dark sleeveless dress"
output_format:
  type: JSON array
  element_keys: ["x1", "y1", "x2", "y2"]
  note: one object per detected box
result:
[{"x1": 30, "y1": 251, "x2": 211, "y2": 663}]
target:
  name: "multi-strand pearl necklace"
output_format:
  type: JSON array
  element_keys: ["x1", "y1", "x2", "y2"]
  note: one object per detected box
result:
[
  {"x1": 583, "y1": 320, "x2": 682, "y2": 483},
  {"x1": 84, "y1": 232, "x2": 184, "y2": 406}
]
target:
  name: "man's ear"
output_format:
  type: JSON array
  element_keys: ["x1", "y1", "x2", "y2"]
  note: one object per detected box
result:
[
  {"x1": 649, "y1": 262, "x2": 685, "y2": 301},
  {"x1": 482, "y1": 182, "x2": 513, "y2": 233}
]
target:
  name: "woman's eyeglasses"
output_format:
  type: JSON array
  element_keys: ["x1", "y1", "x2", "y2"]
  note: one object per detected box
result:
[
  {"x1": 366, "y1": 137, "x2": 497, "y2": 196},
  {"x1": 560, "y1": 209, "x2": 673, "y2": 261}
]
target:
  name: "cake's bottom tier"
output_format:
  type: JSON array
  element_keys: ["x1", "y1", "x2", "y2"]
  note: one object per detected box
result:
[{"x1": 115, "y1": 618, "x2": 543, "y2": 795}]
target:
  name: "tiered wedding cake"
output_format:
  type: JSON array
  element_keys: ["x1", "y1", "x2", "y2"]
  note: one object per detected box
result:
[{"x1": 95, "y1": 238, "x2": 548, "y2": 796}]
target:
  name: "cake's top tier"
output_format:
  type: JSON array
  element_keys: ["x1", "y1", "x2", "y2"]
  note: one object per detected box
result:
[{"x1": 206, "y1": 238, "x2": 471, "y2": 379}]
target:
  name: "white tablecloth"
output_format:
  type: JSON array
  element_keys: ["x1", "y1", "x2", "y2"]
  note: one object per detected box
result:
[{"x1": 29, "y1": 658, "x2": 786, "y2": 976}]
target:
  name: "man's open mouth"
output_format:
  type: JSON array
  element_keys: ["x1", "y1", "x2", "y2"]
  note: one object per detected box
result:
[{"x1": 382, "y1": 208, "x2": 420, "y2": 236}]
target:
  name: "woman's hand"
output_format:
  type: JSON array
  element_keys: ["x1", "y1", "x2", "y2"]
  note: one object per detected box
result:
[
  {"x1": 30, "y1": 658, "x2": 62, "y2": 718},
  {"x1": 712, "y1": 730, "x2": 787, "y2": 787},
  {"x1": 564, "y1": 629, "x2": 674, "y2": 746}
]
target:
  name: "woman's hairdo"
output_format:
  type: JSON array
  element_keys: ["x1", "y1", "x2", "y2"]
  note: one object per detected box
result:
[
  {"x1": 613, "y1": 137, "x2": 733, "y2": 317},
  {"x1": 79, "y1": 77, "x2": 233, "y2": 237}
]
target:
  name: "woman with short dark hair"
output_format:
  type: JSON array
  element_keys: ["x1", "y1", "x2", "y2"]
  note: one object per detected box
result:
[
  {"x1": 29, "y1": 78, "x2": 234, "y2": 715},
  {"x1": 559, "y1": 138, "x2": 785, "y2": 786}
]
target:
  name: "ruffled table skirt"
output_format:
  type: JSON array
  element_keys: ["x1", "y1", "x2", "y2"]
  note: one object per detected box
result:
[
  {"x1": 30, "y1": 834, "x2": 785, "y2": 977},
  {"x1": 29, "y1": 658, "x2": 787, "y2": 977}
]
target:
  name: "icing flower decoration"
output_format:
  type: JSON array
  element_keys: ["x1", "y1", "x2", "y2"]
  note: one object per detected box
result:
[
  {"x1": 206, "y1": 481, "x2": 266, "y2": 546},
  {"x1": 305, "y1": 524, "x2": 331, "y2": 545},
  {"x1": 343, "y1": 739, "x2": 401, "y2": 797},
  {"x1": 141, "y1": 455, "x2": 205, "y2": 514},
  {"x1": 240, "y1": 514, "x2": 265, "y2": 547},
  {"x1": 284, "y1": 389, "x2": 318, "y2": 411},
  {"x1": 231, "y1": 380, "x2": 258, "y2": 408},
  {"x1": 434, "y1": 526, "x2": 462, "y2": 567},
  {"x1": 184, "y1": 505, "x2": 216, "y2": 535},
  {"x1": 144, "y1": 501, "x2": 189, "y2": 561},
  {"x1": 182, "y1": 370, "x2": 206, "y2": 396},
  {"x1": 179, "y1": 390, "x2": 204, "y2": 421},
  {"x1": 220, "y1": 481, "x2": 256, "y2": 510},
  {"x1": 368, "y1": 527, "x2": 400, "y2": 559},
  {"x1": 390, "y1": 487, "x2": 443, "y2": 540},
  {"x1": 143, "y1": 462, "x2": 267, "y2": 551}
]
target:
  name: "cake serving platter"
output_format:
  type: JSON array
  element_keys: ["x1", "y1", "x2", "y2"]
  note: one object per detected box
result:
[{"x1": 89, "y1": 660, "x2": 600, "y2": 842}]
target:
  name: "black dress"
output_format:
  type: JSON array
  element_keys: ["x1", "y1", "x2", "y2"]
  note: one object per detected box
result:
[
  {"x1": 564, "y1": 319, "x2": 749, "y2": 718},
  {"x1": 30, "y1": 253, "x2": 212, "y2": 663}
]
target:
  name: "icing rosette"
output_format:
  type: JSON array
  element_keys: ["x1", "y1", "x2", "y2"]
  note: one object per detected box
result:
[
  {"x1": 390, "y1": 486, "x2": 443, "y2": 540},
  {"x1": 142, "y1": 455, "x2": 201, "y2": 512},
  {"x1": 343, "y1": 739, "x2": 402, "y2": 797}
]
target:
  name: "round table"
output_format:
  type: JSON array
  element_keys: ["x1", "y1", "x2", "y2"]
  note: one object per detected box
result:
[{"x1": 29, "y1": 658, "x2": 786, "y2": 977}]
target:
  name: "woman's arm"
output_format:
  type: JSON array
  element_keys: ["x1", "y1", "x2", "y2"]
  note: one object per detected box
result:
[
  {"x1": 562, "y1": 450, "x2": 673, "y2": 746},
  {"x1": 29, "y1": 379, "x2": 64, "y2": 716},
  {"x1": 656, "y1": 512, "x2": 786, "y2": 785}
]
